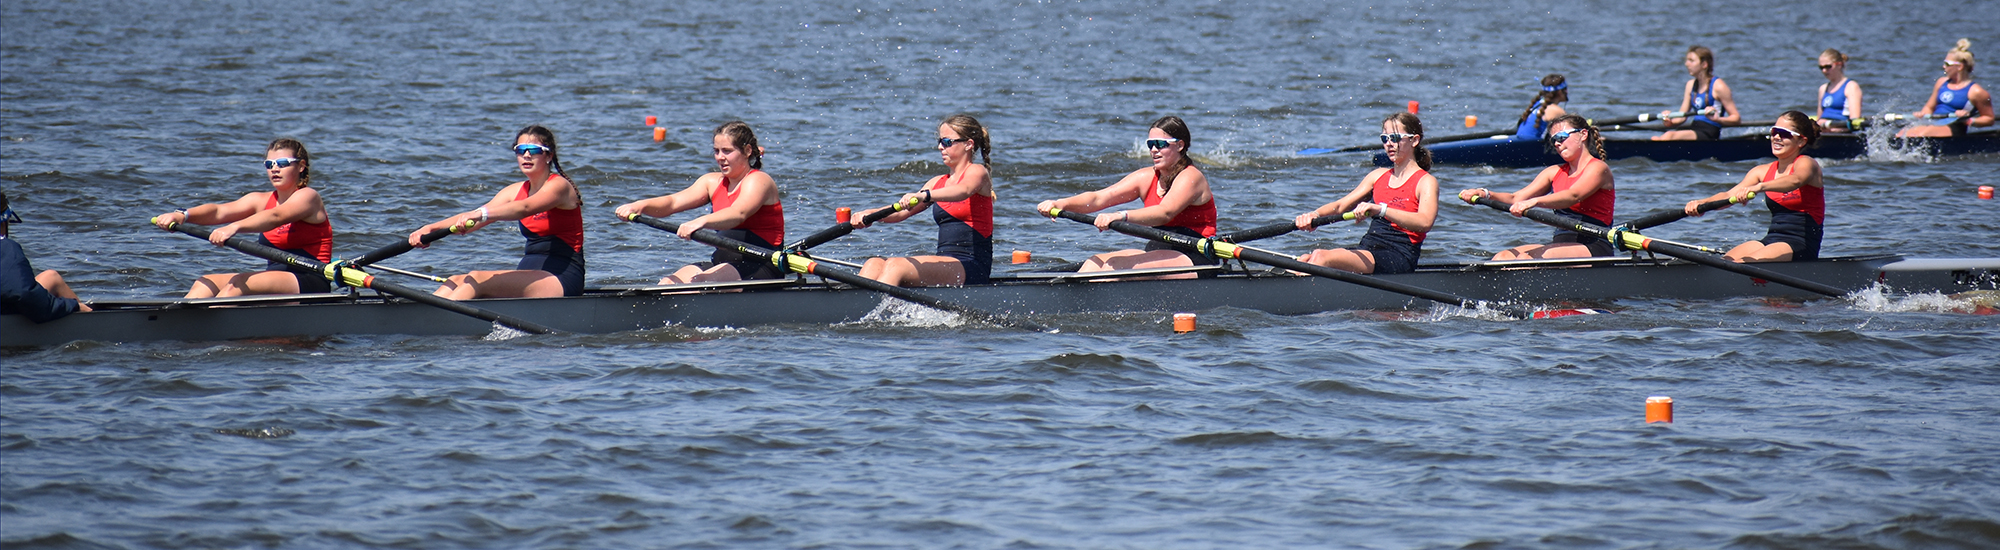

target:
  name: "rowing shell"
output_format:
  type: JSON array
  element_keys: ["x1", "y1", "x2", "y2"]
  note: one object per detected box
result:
[
  {"x1": 6, "y1": 254, "x2": 1996, "y2": 347},
  {"x1": 1372, "y1": 130, "x2": 2000, "y2": 168}
]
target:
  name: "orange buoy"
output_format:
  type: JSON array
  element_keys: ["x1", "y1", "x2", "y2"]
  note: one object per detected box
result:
[
  {"x1": 1407, "y1": 101, "x2": 1420, "y2": 114},
  {"x1": 645, "y1": 115, "x2": 657, "y2": 126},
  {"x1": 1980, "y1": 185, "x2": 1994, "y2": 200},
  {"x1": 1011, "y1": 250, "x2": 1031, "y2": 264},
  {"x1": 1464, "y1": 115, "x2": 1477, "y2": 128},
  {"x1": 1646, "y1": 396, "x2": 1673, "y2": 423},
  {"x1": 836, "y1": 207, "x2": 852, "y2": 224},
  {"x1": 653, "y1": 127, "x2": 666, "y2": 142},
  {"x1": 1172, "y1": 313, "x2": 1197, "y2": 333}
]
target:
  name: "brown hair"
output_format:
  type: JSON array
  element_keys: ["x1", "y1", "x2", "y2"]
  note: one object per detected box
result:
[
  {"x1": 1150, "y1": 115, "x2": 1194, "y2": 171},
  {"x1": 267, "y1": 138, "x2": 312, "y2": 187},
  {"x1": 1515, "y1": 74, "x2": 1568, "y2": 133},
  {"x1": 1688, "y1": 45, "x2": 1715, "y2": 78},
  {"x1": 942, "y1": 113, "x2": 990, "y2": 165},
  {"x1": 1776, "y1": 110, "x2": 1821, "y2": 147},
  {"x1": 1548, "y1": 114, "x2": 1605, "y2": 160},
  {"x1": 714, "y1": 120, "x2": 763, "y2": 170},
  {"x1": 1383, "y1": 112, "x2": 1433, "y2": 171},
  {"x1": 1819, "y1": 48, "x2": 1848, "y2": 65},
  {"x1": 1948, "y1": 38, "x2": 1975, "y2": 74},
  {"x1": 513, "y1": 125, "x2": 567, "y2": 179}
]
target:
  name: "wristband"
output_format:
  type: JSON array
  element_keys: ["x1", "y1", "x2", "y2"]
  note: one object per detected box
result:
[
  {"x1": 477, "y1": 206, "x2": 490, "y2": 224},
  {"x1": 922, "y1": 189, "x2": 933, "y2": 203}
]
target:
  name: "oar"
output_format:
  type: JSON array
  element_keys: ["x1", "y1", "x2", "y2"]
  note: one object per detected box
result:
[
  {"x1": 621, "y1": 213, "x2": 1050, "y2": 332},
  {"x1": 366, "y1": 264, "x2": 450, "y2": 284},
  {"x1": 345, "y1": 219, "x2": 478, "y2": 268},
  {"x1": 1619, "y1": 193, "x2": 1754, "y2": 231},
  {"x1": 783, "y1": 197, "x2": 923, "y2": 253},
  {"x1": 1829, "y1": 112, "x2": 1949, "y2": 130},
  {"x1": 1045, "y1": 209, "x2": 1545, "y2": 319},
  {"x1": 154, "y1": 218, "x2": 562, "y2": 335},
  {"x1": 1215, "y1": 212, "x2": 1357, "y2": 243},
  {"x1": 1461, "y1": 196, "x2": 1848, "y2": 297},
  {"x1": 1297, "y1": 112, "x2": 1696, "y2": 155}
]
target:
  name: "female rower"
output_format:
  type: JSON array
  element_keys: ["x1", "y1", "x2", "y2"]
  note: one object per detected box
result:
[
  {"x1": 852, "y1": 114, "x2": 995, "y2": 287},
  {"x1": 408, "y1": 125, "x2": 584, "y2": 299},
  {"x1": 1682, "y1": 111, "x2": 1825, "y2": 263},
  {"x1": 153, "y1": 138, "x2": 334, "y2": 298},
  {"x1": 1035, "y1": 116, "x2": 1217, "y2": 278},
  {"x1": 1815, "y1": 48, "x2": 1863, "y2": 133},
  {"x1": 613, "y1": 121, "x2": 784, "y2": 284},
  {"x1": 1294, "y1": 112, "x2": 1438, "y2": 275},
  {"x1": 1513, "y1": 74, "x2": 1570, "y2": 140},
  {"x1": 1899, "y1": 39, "x2": 1993, "y2": 138},
  {"x1": 1654, "y1": 45, "x2": 1741, "y2": 141},
  {"x1": 1458, "y1": 114, "x2": 1616, "y2": 260}
]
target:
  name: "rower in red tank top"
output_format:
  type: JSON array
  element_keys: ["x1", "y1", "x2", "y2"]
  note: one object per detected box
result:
[
  {"x1": 851, "y1": 115, "x2": 999, "y2": 287},
  {"x1": 614, "y1": 121, "x2": 789, "y2": 284},
  {"x1": 153, "y1": 138, "x2": 337, "y2": 298},
  {"x1": 1036, "y1": 116, "x2": 1220, "y2": 279},
  {"x1": 260, "y1": 193, "x2": 333, "y2": 262},
  {"x1": 1682, "y1": 111, "x2": 1827, "y2": 262},
  {"x1": 408, "y1": 125, "x2": 587, "y2": 299},
  {"x1": 1458, "y1": 115, "x2": 1617, "y2": 259},
  {"x1": 1299, "y1": 112, "x2": 1440, "y2": 275}
]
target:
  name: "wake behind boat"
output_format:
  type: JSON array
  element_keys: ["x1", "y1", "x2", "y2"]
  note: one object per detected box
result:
[
  {"x1": 7, "y1": 254, "x2": 1995, "y2": 347},
  {"x1": 1372, "y1": 130, "x2": 2000, "y2": 168}
]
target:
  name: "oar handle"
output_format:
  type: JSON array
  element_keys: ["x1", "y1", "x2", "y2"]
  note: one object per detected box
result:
[
  {"x1": 151, "y1": 218, "x2": 561, "y2": 335},
  {"x1": 348, "y1": 219, "x2": 477, "y2": 268},
  {"x1": 783, "y1": 197, "x2": 922, "y2": 252},
  {"x1": 1217, "y1": 213, "x2": 1356, "y2": 243},
  {"x1": 624, "y1": 213, "x2": 1050, "y2": 332},
  {"x1": 1047, "y1": 208, "x2": 1536, "y2": 318},
  {"x1": 1465, "y1": 197, "x2": 1848, "y2": 297},
  {"x1": 1621, "y1": 193, "x2": 1750, "y2": 231}
]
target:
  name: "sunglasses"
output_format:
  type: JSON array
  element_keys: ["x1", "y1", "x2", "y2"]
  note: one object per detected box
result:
[
  {"x1": 1818, "y1": 64, "x2": 1834, "y2": 71},
  {"x1": 938, "y1": 137, "x2": 970, "y2": 148},
  {"x1": 1378, "y1": 133, "x2": 1417, "y2": 143},
  {"x1": 1944, "y1": 61, "x2": 1964, "y2": 68},
  {"x1": 513, "y1": 143, "x2": 553, "y2": 157},
  {"x1": 1144, "y1": 138, "x2": 1181, "y2": 151},
  {"x1": 264, "y1": 158, "x2": 301, "y2": 170},
  {"x1": 1, "y1": 207, "x2": 20, "y2": 224},
  {"x1": 1547, "y1": 128, "x2": 1581, "y2": 145},
  {"x1": 1769, "y1": 126, "x2": 1802, "y2": 140}
]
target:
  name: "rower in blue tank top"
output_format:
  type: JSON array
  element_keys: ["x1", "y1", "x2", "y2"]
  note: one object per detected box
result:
[
  {"x1": 1656, "y1": 45, "x2": 1741, "y2": 141},
  {"x1": 1512, "y1": 75, "x2": 1569, "y2": 140},
  {"x1": 1814, "y1": 48, "x2": 1862, "y2": 133},
  {"x1": 1902, "y1": 39, "x2": 1995, "y2": 138}
]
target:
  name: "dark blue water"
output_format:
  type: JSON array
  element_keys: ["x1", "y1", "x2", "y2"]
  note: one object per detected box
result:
[{"x1": 5, "y1": 0, "x2": 1998, "y2": 547}]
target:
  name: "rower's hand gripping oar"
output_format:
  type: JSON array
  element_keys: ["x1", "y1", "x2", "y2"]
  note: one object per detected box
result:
[
  {"x1": 1043, "y1": 208, "x2": 1545, "y2": 319},
  {"x1": 1460, "y1": 196, "x2": 1849, "y2": 297},
  {"x1": 620, "y1": 212, "x2": 1052, "y2": 332},
  {"x1": 151, "y1": 218, "x2": 562, "y2": 335},
  {"x1": 1618, "y1": 193, "x2": 1754, "y2": 232},
  {"x1": 783, "y1": 197, "x2": 923, "y2": 253},
  {"x1": 1215, "y1": 212, "x2": 1358, "y2": 244}
]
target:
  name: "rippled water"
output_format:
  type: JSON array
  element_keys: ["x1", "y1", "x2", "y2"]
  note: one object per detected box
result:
[{"x1": 5, "y1": 0, "x2": 1998, "y2": 547}]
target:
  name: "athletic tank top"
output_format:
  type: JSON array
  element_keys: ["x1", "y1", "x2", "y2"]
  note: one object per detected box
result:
[
  {"x1": 710, "y1": 169, "x2": 784, "y2": 246},
  {"x1": 1550, "y1": 157, "x2": 1614, "y2": 226},
  {"x1": 1933, "y1": 80, "x2": 1976, "y2": 119},
  {"x1": 1761, "y1": 157, "x2": 1825, "y2": 225},
  {"x1": 260, "y1": 193, "x2": 333, "y2": 262},
  {"x1": 515, "y1": 179, "x2": 584, "y2": 255},
  {"x1": 1366, "y1": 169, "x2": 1428, "y2": 245},
  {"x1": 1515, "y1": 99, "x2": 1548, "y2": 140},
  {"x1": 1689, "y1": 76, "x2": 1726, "y2": 127},
  {"x1": 932, "y1": 172, "x2": 993, "y2": 238},
  {"x1": 1819, "y1": 79, "x2": 1852, "y2": 122},
  {"x1": 1141, "y1": 170, "x2": 1218, "y2": 237}
]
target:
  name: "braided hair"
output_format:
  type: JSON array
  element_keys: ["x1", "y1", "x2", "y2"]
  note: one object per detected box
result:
[
  {"x1": 942, "y1": 113, "x2": 991, "y2": 165},
  {"x1": 714, "y1": 121, "x2": 763, "y2": 170},
  {"x1": 1515, "y1": 74, "x2": 1568, "y2": 131},
  {"x1": 1547, "y1": 114, "x2": 1606, "y2": 159},
  {"x1": 514, "y1": 125, "x2": 568, "y2": 180}
]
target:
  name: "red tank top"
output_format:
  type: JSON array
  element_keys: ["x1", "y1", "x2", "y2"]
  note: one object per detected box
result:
[
  {"x1": 1141, "y1": 170, "x2": 1218, "y2": 237},
  {"x1": 934, "y1": 171, "x2": 993, "y2": 237},
  {"x1": 1551, "y1": 157, "x2": 1614, "y2": 224},
  {"x1": 710, "y1": 170, "x2": 785, "y2": 245},
  {"x1": 1372, "y1": 168, "x2": 1428, "y2": 245},
  {"x1": 261, "y1": 193, "x2": 333, "y2": 262},
  {"x1": 1762, "y1": 157, "x2": 1824, "y2": 224},
  {"x1": 516, "y1": 178, "x2": 585, "y2": 253}
]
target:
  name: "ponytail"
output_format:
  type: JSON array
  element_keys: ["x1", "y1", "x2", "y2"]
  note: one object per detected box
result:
[
  {"x1": 267, "y1": 137, "x2": 312, "y2": 187},
  {"x1": 1548, "y1": 114, "x2": 1605, "y2": 159},
  {"x1": 1515, "y1": 74, "x2": 1568, "y2": 130},
  {"x1": 942, "y1": 113, "x2": 991, "y2": 165},
  {"x1": 1384, "y1": 112, "x2": 1432, "y2": 171},
  {"x1": 715, "y1": 121, "x2": 763, "y2": 170}
]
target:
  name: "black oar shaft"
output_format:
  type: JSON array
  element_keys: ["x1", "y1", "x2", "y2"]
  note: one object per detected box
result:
[
  {"x1": 1467, "y1": 196, "x2": 1847, "y2": 297},
  {"x1": 785, "y1": 199, "x2": 915, "y2": 252},
  {"x1": 1622, "y1": 195, "x2": 1743, "y2": 231},
  {"x1": 624, "y1": 214, "x2": 1048, "y2": 332},
  {"x1": 347, "y1": 220, "x2": 474, "y2": 267},
  {"x1": 158, "y1": 221, "x2": 561, "y2": 335},
  {"x1": 1217, "y1": 213, "x2": 1350, "y2": 244},
  {"x1": 1049, "y1": 210, "x2": 1534, "y2": 318}
]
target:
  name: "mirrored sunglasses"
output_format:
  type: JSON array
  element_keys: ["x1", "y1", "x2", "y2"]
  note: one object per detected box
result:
[
  {"x1": 938, "y1": 137, "x2": 970, "y2": 148},
  {"x1": 264, "y1": 158, "x2": 301, "y2": 170},
  {"x1": 513, "y1": 143, "x2": 553, "y2": 156},
  {"x1": 1378, "y1": 133, "x2": 1417, "y2": 143},
  {"x1": 1770, "y1": 126, "x2": 1801, "y2": 140},
  {"x1": 1547, "y1": 128, "x2": 1580, "y2": 145},
  {"x1": 1144, "y1": 138, "x2": 1181, "y2": 151}
]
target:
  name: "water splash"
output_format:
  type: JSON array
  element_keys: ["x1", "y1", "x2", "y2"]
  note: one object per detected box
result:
[
  {"x1": 482, "y1": 324, "x2": 530, "y2": 341},
  {"x1": 1847, "y1": 283, "x2": 1998, "y2": 314},
  {"x1": 855, "y1": 295, "x2": 967, "y2": 327},
  {"x1": 1862, "y1": 120, "x2": 1939, "y2": 163}
]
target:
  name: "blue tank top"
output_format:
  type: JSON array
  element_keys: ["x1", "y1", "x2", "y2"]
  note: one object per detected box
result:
[
  {"x1": 1514, "y1": 99, "x2": 1548, "y2": 140},
  {"x1": 1689, "y1": 76, "x2": 1725, "y2": 127},
  {"x1": 1819, "y1": 79, "x2": 1851, "y2": 122},
  {"x1": 1932, "y1": 80, "x2": 1976, "y2": 124}
]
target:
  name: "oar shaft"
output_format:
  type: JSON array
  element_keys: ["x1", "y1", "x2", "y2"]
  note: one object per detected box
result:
[
  {"x1": 1621, "y1": 195, "x2": 1745, "y2": 231},
  {"x1": 1048, "y1": 210, "x2": 1533, "y2": 318},
  {"x1": 624, "y1": 214, "x2": 1047, "y2": 332},
  {"x1": 156, "y1": 220, "x2": 561, "y2": 334},
  {"x1": 1217, "y1": 213, "x2": 1352, "y2": 244},
  {"x1": 349, "y1": 220, "x2": 475, "y2": 267},
  {"x1": 785, "y1": 198, "x2": 919, "y2": 252},
  {"x1": 1467, "y1": 197, "x2": 1847, "y2": 297}
]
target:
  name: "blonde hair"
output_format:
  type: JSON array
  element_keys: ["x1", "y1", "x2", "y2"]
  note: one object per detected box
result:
[
  {"x1": 1819, "y1": 48, "x2": 1847, "y2": 64},
  {"x1": 1948, "y1": 38, "x2": 1974, "y2": 73}
]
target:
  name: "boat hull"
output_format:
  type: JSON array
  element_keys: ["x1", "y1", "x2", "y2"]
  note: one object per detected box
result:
[
  {"x1": 1373, "y1": 131, "x2": 1996, "y2": 168},
  {"x1": 8, "y1": 255, "x2": 1995, "y2": 347}
]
